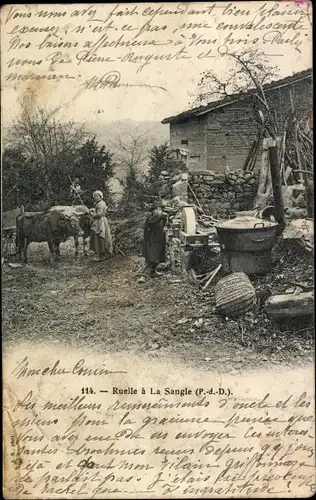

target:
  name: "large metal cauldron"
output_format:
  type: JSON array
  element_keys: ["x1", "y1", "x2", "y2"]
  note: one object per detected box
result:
[{"x1": 215, "y1": 217, "x2": 279, "y2": 275}]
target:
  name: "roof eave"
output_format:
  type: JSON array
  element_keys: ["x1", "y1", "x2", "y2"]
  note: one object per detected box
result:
[{"x1": 162, "y1": 70, "x2": 312, "y2": 125}]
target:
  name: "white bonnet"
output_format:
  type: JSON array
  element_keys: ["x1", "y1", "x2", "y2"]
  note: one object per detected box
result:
[{"x1": 93, "y1": 190, "x2": 103, "y2": 199}]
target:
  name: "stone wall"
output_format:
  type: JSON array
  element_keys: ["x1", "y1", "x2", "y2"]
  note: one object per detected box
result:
[{"x1": 188, "y1": 169, "x2": 259, "y2": 216}]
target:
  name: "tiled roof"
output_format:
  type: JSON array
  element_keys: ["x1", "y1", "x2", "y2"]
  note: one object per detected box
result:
[{"x1": 162, "y1": 69, "x2": 312, "y2": 124}]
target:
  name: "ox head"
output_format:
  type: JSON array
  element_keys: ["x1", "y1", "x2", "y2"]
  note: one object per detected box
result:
[{"x1": 59, "y1": 214, "x2": 84, "y2": 237}]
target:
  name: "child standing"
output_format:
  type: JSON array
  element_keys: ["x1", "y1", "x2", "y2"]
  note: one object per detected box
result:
[{"x1": 141, "y1": 204, "x2": 167, "y2": 277}]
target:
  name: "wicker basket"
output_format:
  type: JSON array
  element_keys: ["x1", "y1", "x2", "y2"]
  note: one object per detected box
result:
[{"x1": 215, "y1": 272, "x2": 257, "y2": 317}]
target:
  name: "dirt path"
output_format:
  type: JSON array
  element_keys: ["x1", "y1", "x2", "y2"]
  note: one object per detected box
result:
[{"x1": 3, "y1": 242, "x2": 314, "y2": 373}]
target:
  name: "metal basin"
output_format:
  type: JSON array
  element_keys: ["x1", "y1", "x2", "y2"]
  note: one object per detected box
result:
[{"x1": 215, "y1": 217, "x2": 279, "y2": 275}]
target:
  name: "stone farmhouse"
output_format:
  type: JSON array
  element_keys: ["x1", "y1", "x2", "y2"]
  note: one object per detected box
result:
[{"x1": 162, "y1": 69, "x2": 312, "y2": 172}]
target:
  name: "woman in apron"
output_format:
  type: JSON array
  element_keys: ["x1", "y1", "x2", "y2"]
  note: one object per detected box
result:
[{"x1": 90, "y1": 190, "x2": 113, "y2": 262}]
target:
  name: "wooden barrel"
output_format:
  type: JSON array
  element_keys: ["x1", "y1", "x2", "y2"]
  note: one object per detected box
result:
[{"x1": 215, "y1": 272, "x2": 257, "y2": 317}]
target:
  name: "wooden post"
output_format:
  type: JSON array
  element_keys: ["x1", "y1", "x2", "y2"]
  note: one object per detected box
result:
[
  {"x1": 259, "y1": 149, "x2": 268, "y2": 195},
  {"x1": 306, "y1": 178, "x2": 314, "y2": 219},
  {"x1": 266, "y1": 136, "x2": 281, "y2": 195},
  {"x1": 254, "y1": 138, "x2": 270, "y2": 208},
  {"x1": 289, "y1": 88, "x2": 304, "y2": 184},
  {"x1": 169, "y1": 239, "x2": 176, "y2": 273},
  {"x1": 268, "y1": 142, "x2": 285, "y2": 234}
]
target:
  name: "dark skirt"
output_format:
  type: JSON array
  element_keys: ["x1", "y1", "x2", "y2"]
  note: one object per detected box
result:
[{"x1": 142, "y1": 216, "x2": 166, "y2": 264}]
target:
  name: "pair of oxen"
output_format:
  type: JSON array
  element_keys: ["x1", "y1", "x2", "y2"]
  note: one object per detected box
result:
[{"x1": 16, "y1": 205, "x2": 92, "y2": 263}]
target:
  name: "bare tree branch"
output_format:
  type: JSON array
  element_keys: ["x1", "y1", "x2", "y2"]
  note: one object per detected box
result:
[
  {"x1": 110, "y1": 132, "x2": 150, "y2": 173},
  {"x1": 191, "y1": 49, "x2": 280, "y2": 140},
  {"x1": 9, "y1": 96, "x2": 89, "y2": 164}
]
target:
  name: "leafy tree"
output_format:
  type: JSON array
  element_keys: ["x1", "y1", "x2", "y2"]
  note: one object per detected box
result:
[
  {"x1": 143, "y1": 142, "x2": 171, "y2": 202},
  {"x1": 7, "y1": 92, "x2": 90, "y2": 205},
  {"x1": 2, "y1": 148, "x2": 47, "y2": 211},
  {"x1": 119, "y1": 165, "x2": 145, "y2": 215},
  {"x1": 3, "y1": 96, "x2": 115, "y2": 210},
  {"x1": 71, "y1": 137, "x2": 115, "y2": 207},
  {"x1": 143, "y1": 142, "x2": 188, "y2": 203},
  {"x1": 146, "y1": 142, "x2": 169, "y2": 183}
]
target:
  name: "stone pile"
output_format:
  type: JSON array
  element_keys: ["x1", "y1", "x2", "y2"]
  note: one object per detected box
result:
[
  {"x1": 281, "y1": 218, "x2": 314, "y2": 253},
  {"x1": 159, "y1": 170, "x2": 180, "y2": 199},
  {"x1": 283, "y1": 184, "x2": 309, "y2": 219},
  {"x1": 188, "y1": 169, "x2": 259, "y2": 216},
  {"x1": 159, "y1": 157, "x2": 189, "y2": 203}
]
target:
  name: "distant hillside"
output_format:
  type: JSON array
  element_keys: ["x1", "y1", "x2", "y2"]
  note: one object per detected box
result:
[
  {"x1": 87, "y1": 119, "x2": 168, "y2": 149},
  {"x1": 85, "y1": 119, "x2": 169, "y2": 197}
]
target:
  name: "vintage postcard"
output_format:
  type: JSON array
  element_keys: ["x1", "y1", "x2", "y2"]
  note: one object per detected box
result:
[{"x1": 1, "y1": 1, "x2": 314, "y2": 498}]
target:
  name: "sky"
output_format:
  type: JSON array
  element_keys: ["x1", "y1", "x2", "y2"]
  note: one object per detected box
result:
[{"x1": 1, "y1": 2, "x2": 312, "y2": 125}]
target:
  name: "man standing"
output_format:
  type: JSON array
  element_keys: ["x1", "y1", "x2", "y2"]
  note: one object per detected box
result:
[
  {"x1": 70, "y1": 178, "x2": 83, "y2": 204},
  {"x1": 141, "y1": 204, "x2": 167, "y2": 277}
]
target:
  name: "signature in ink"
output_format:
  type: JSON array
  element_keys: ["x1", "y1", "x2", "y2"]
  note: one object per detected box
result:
[{"x1": 81, "y1": 71, "x2": 167, "y2": 92}]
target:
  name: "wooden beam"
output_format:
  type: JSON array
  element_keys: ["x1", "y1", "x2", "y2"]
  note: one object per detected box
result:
[
  {"x1": 305, "y1": 178, "x2": 314, "y2": 219},
  {"x1": 201, "y1": 264, "x2": 222, "y2": 291},
  {"x1": 289, "y1": 89, "x2": 304, "y2": 184},
  {"x1": 265, "y1": 292, "x2": 314, "y2": 320},
  {"x1": 268, "y1": 142, "x2": 285, "y2": 234},
  {"x1": 188, "y1": 183, "x2": 205, "y2": 214}
]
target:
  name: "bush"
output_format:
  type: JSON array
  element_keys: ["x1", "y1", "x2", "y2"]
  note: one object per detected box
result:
[
  {"x1": 2, "y1": 138, "x2": 115, "y2": 211},
  {"x1": 144, "y1": 143, "x2": 187, "y2": 203},
  {"x1": 117, "y1": 165, "x2": 147, "y2": 216},
  {"x1": 116, "y1": 142, "x2": 188, "y2": 215}
]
